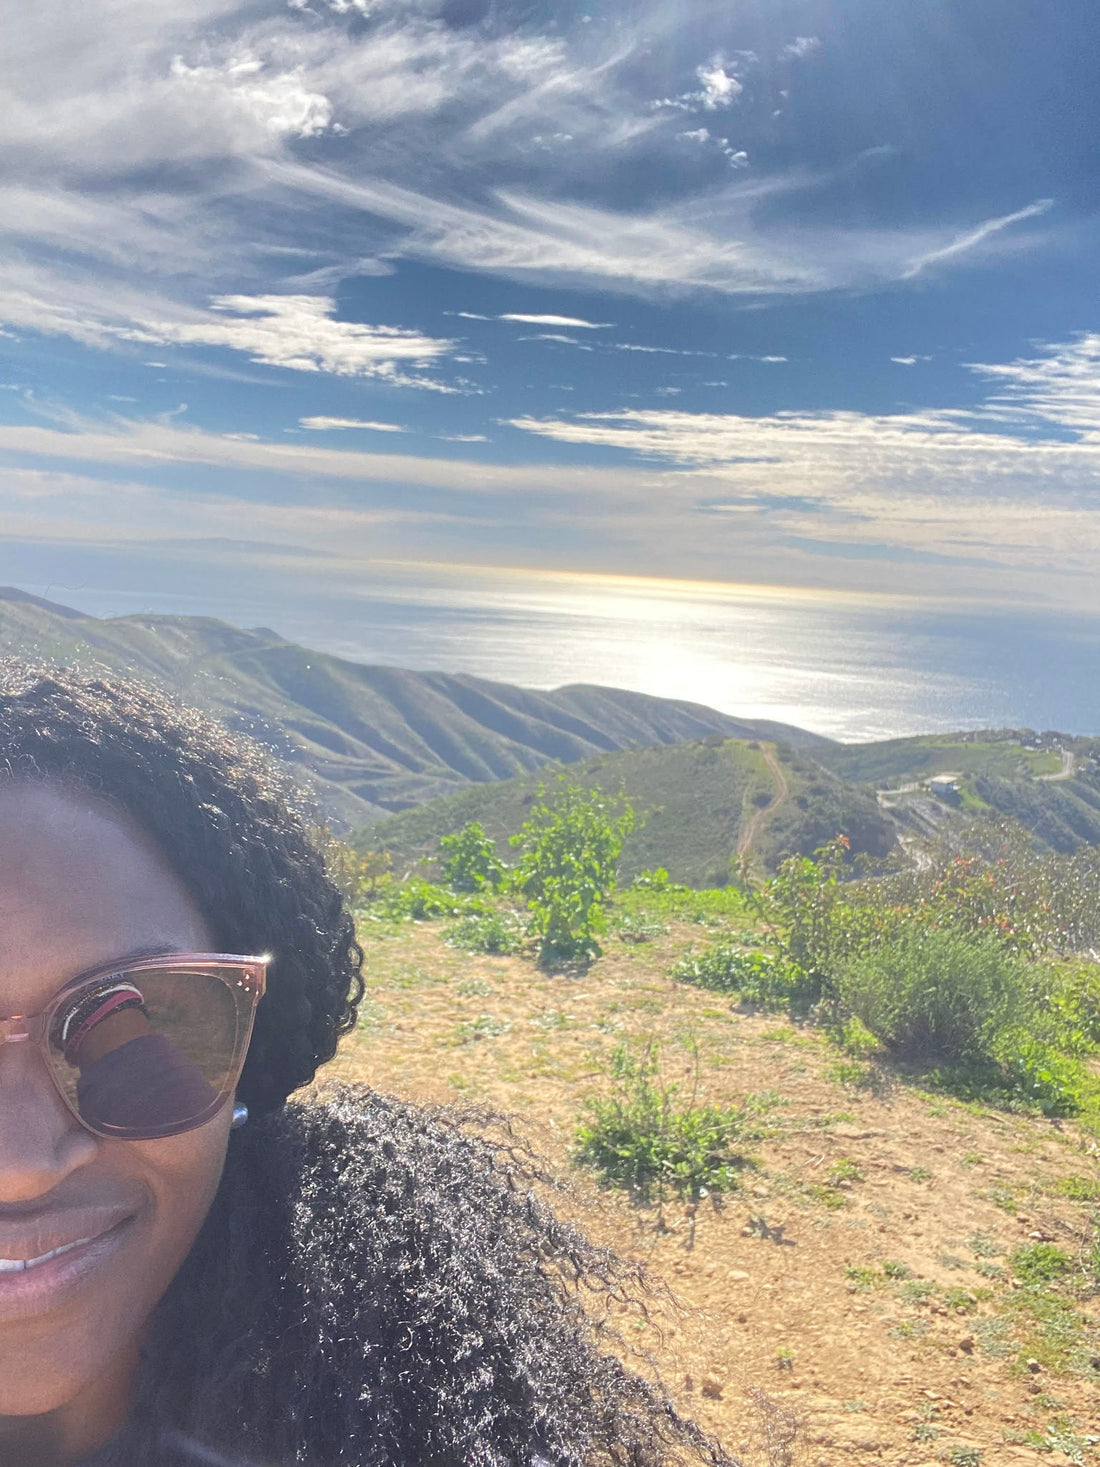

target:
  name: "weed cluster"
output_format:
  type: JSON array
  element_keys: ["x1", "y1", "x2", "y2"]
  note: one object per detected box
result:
[
  {"x1": 444, "y1": 910, "x2": 525, "y2": 955},
  {"x1": 574, "y1": 1042, "x2": 769, "y2": 1202},
  {"x1": 670, "y1": 944, "x2": 809, "y2": 1008},
  {"x1": 739, "y1": 839, "x2": 1100, "y2": 1116}
]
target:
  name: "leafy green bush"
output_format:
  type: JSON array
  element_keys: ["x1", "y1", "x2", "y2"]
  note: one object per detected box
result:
[
  {"x1": 381, "y1": 879, "x2": 486, "y2": 922},
  {"x1": 574, "y1": 1043, "x2": 766, "y2": 1201},
  {"x1": 670, "y1": 944, "x2": 814, "y2": 1010},
  {"x1": 444, "y1": 910, "x2": 525, "y2": 955},
  {"x1": 510, "y1": 783, "x2": 634, "y2": 962},
  {"x1": 834, "y1": 925, "x2": 1088, "y2": 1113},
  {"x1": 439, "y1": 821, "x2": 505, "y2": 892},
  {"x1": 834, "y1": 926, "x2": 1031, "y2": 1065}
]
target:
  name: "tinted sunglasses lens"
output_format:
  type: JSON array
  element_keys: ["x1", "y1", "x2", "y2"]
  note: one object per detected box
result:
[{"x1": 48, "y1": 968, "x2": 244, "y2": 1138}]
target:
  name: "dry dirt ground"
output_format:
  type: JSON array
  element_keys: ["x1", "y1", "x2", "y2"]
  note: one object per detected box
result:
[{"x1": 323, "y1": 914, "x2": 1100, "y2": 1467}]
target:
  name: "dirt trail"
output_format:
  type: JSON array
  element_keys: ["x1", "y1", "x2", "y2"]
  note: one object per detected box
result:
[
  {"x1": 1038, "y1": 748, "x2": 1076, "y2": 782},
  {"x1": 737, "y1": 743, "x2": 790, "y2": 857}
]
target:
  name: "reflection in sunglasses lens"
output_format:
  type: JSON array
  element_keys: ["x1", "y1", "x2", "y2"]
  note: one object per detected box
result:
[{"x1": 50, "y1": 969, "x2": 240, "y2": 1137}]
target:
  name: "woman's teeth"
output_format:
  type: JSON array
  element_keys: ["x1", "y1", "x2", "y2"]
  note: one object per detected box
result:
[{"x1": 0, "y1": 1237, "x2": 93, "y2": 1272}]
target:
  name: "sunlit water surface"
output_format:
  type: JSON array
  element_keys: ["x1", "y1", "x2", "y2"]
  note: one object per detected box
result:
[{"x1": 60, "y1": 569, "x2": 1100, "y2": 743}]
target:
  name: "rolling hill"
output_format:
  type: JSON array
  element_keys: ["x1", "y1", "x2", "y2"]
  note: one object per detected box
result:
[
  {"x1": 356, "y1": 736, "x2": 897, "y2": 884},
  {"x1": 0, "y1": 587, "x2": 830, "y2": 826}
]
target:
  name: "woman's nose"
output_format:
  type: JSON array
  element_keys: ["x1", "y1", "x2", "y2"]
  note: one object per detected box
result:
[{"x1": 0, "y1": 1042, "x2": 98, "y2": 1202}]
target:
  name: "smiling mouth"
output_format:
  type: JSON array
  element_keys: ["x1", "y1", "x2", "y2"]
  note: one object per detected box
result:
[{"x1": 0, "y1": 1236, "x2": 99, "y2": 1273}]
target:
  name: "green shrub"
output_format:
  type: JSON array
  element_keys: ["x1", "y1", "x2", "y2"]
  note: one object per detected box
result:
[
  {"x1": 574, "y1": 1043, "x2": 766, "y2": 1201},
  {"x1": 510, "y1": 783, "x2": 634, "y2": 962},
  {"x1": 381, "y1": 879, "x2": 485, "y2": 922},
  {"x1": 444, "y1": 910, "x2": 525, "y2": 955},
  {"x1": 834, "y1": 926, "x2": 1031, "y2": 1066},
  {"x1": 670, "y1": 944, "x2": 814, "y2": 1009},
  {"x1": 439, "y1": 821, "x2": 505, "y2": 892}
]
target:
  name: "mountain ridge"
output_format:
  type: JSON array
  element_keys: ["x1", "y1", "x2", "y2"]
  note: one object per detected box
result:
[{"x1": 0, "y1": 586, "x2": 831, "y2": 825}]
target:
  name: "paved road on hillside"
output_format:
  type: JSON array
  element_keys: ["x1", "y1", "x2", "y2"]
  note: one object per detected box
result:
[{"x1": 738, "y1": 744, "x2": 790, "y2": 857}]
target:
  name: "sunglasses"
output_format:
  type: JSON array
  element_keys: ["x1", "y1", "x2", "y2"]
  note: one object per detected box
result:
[{"x1": 0, "y1": 953, "x2": 267, "y2": 1141}]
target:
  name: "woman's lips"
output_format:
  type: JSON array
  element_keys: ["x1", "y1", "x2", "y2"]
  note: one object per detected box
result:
[
  {"x1": 0, "y1": 1235, "x2": 97, "y2": 1271},
  {"x1": 0, "y1": 1213, "x2": 137, "y2": 1320}
]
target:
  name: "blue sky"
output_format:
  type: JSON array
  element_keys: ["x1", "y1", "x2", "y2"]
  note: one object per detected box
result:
[{"x1": 1, "y1": 0, "x2": 1099, "y2": 670}]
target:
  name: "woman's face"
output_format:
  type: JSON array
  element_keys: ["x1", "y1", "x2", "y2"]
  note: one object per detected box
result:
[{"x1": 0, "y1": 780, "x2": 231, "y2": 1429}]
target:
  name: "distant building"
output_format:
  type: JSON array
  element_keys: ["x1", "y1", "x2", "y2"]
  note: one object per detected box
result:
[{"x1": 928, "y1": 773, "x2": 962, "y2": 802}]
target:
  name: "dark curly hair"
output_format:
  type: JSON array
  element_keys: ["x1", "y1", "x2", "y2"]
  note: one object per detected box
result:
[
  {"x1": 0, "y1": 660, "x2": 363, "y2": 1118},
  {"x1": 0, "y1": 664, "x2": 734, "y2": 1467}
]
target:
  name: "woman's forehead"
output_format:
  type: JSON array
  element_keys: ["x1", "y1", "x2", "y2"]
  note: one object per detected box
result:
[{"x1": 0, "y1": 780, "x2": 212, "y2": 1007}]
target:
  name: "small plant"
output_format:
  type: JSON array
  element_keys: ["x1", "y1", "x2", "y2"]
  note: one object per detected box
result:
[
  {"x1": 827, "y1": 1157, "x2": 864, "y2": 1187},
  {"x1": 615, "y1": 915, "x2": 667, "y2": 944},
  {"x1": 531, "y1": 1009, "x2": 568, "y2": 1031},
  {"x1": 1052, "y1": 1174, "x2": 1100, "y2": 1202},
  {"x1": 898, "y1": 1278, "x2": 938, "y2": 1306},
  {"x1": 967, "y1": 1233, "x2": 1002, "y2": 1258},
  {"x1": 454, "y1": 1014, "x2": 511, "y2": 1044},
  {"x1": 439, "y1": 821, "x2": 505, "y2": 892},
  {"x1": 444, "y1": 910, "x2": 525, "y2": 954},
  {"x1": 455, "y1": 977, "x2": 493, "y2": 997},
  {"x1": 574, "y1": 1041, "x2": 766, "y2": 1202},
  {"x1": 1010, "y1": 1242, "x2": 1073, "y2": 1285},
  {"x1": 948, "y1": 1448, "x2": 982, "y2": 1467},
  {"x1": 844, "y1": 1265, "x2": 878, "y2": 1293},
  {"x1": 511, "y1": 783, "x2": 635, "y2": 962},
  {"x1": 985, "y1": 1185, "x2": 1018, "y2": 1212},
  {"x1": 825, "y1": 1059, "x2": 879, "y2": 1090},
  {"x1": 774, "y1": 1346, "x2": 794, "y2": 1370},
  {"x1": 907, "y1": 1165, "x2": 933, "y2": 1183},
  {"x1": 881, "y1": 1258, "x2": 913, "y2": 1279},
  {"x1": 942, "y1": 1285, "x2": 978, "y2": 1313}
]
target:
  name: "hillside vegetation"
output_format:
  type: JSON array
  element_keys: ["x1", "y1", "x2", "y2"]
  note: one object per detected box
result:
[
  {"x1": 0, "y1": 586, "x2": 827, "y2": 826},
  {"x1": 329, "y1": 848, "x2": 1100, "y2": 1464},
  {"x1": 357, "y1": 738, "x2": 897, "y2": 883},
  {"x1": 7, "y1": 586, "x2": 1100, "y2": 866}
]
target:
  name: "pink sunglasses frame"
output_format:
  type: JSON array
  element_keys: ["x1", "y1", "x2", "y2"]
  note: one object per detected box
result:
[{"x1": 0, "y1": 952, "x2": 268, "y2": 1140}]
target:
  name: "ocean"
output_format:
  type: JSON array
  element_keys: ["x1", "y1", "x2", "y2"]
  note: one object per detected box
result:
[{"x1": 55, "y1": 567, "x2": 1100, "y2": 744}]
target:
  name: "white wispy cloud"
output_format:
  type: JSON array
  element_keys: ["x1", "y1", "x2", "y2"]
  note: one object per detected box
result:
[
  {"x1": 499, "y1": 313, "x2": 611, "y2": 328},
  {"x1": 966, "y1": 333, "x2": 1100, "y2": 436},
  {"x1": 781, "y1": 37, "x2": 821, "y2": 60},
  {"x1": 524, "y1": 333, "x2": 593, "y2": 349},
  {"x1": 0, "y1": 0, "x2": 1065, "y2": 327},
  {"x1": 0, "y1": 270, "x2": 464, "y2": 389},
  {"x1": 299, "y1": 416, "x2": 407, "y2": 432},
  {"x1": 902, "y1": 199, "x2": 1054, "y2": 279}
]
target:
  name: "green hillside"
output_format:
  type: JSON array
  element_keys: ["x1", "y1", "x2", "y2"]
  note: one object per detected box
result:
[
  {"x1": 358, "y1": 737, "x2": 896, "y2": 885},
  {"x1": 815, "y1": 729, "x2": 1067, "y2": 785},
  {"x1": 0, "y1": 587, "x2": 830, "y2": 826},
  {"x1": 814, "y1": 729, "x2": 1100, "y2": 854}
]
